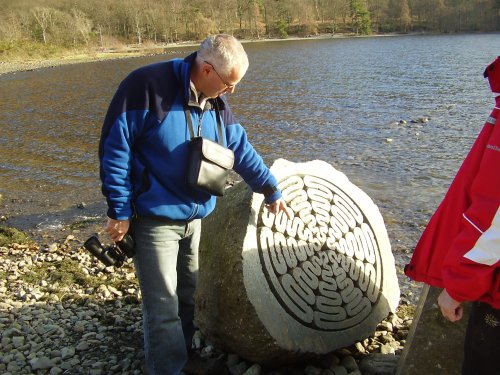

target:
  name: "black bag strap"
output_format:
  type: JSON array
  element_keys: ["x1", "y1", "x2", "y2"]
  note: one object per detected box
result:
[
  {"x1": 214, "y1": 101, "x2": 224, "y2": 143},
  {"x1": 184, "y1": 102, "x2": 224, "y2": 145},
  {"x1": 184, "y1": 106, "x2": 196, "y2": 139}
]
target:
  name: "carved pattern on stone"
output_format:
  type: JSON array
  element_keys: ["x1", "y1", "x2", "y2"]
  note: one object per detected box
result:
[{"x1": 257, "y1": 175, "x2": 382, "y2": 331}]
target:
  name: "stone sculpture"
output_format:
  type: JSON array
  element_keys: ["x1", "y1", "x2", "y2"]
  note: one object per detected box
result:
[{"x1": 195, "y1": 159, "x2": 400, "y2": 364}]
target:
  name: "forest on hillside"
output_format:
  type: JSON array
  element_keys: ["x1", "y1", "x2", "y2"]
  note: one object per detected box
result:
[{"x1": 0, "y1": 0, "x2": 499, "y2": 54}]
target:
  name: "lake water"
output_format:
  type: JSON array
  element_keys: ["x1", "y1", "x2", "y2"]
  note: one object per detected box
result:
[{"x1": 1, "y1": 33, "x2": 499, "y2": 258}]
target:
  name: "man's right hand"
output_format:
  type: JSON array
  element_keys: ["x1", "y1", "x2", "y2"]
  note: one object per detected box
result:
[
  {"x1": 265, "y1": 198, "x2": 292, "y2": 219},
  {"x1": 105, "y1": 218, "x2": 130, "y2": 242}
]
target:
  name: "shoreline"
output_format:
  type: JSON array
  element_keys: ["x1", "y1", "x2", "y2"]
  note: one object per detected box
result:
[
  {"x1": 0, "y1": 32, "x2": 422, "y2": 76},
  {"x1": 2, "y1": 30, "x2": 497, "y2": 76}
]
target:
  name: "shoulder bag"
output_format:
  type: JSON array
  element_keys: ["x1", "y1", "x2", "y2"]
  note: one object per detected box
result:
[{"x1": 185, "y1": 105, "x2": 234, "y2": 196}]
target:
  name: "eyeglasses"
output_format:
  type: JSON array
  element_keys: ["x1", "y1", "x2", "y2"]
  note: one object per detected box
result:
[{"x1": 204, "y1": 60, "x2": 236, "y2": 89}]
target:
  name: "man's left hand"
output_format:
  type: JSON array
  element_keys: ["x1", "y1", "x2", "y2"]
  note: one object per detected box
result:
[{"x1": 438, "y1": 288, "x2": 464, "y2": 322}]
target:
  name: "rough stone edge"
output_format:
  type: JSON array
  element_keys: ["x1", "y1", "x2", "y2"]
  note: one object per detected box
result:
[{"x1": 195, "y1": 181, "x2": 292, "y2": 364}]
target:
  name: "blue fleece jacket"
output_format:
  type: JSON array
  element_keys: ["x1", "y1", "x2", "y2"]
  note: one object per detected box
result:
[{"x1": 99, "y1": 53, "x2": 281, "y2": 221}]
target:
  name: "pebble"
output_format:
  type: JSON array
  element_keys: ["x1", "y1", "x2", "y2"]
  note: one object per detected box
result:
[
  {"x1": 0, "y1": 239, "x2": 417, "y2": 374},
  {"x1": 341, "y1": 356, "x2": 358, "y2": 372},
  {"x1": 227, "y1": 353, "x2": 240, "y2": 367},
  {"x1": 330, "y1": 365, "x2": 348, "y2": 375},
  {"x1": 29, "y1": 356, "x2": 53, "y2": 370},
  {"x1": 230, "y1": 361, "x2": 248, "y2": 375},
  {"x1": 243, "y1": 364, "x2": 262, "y2": 375},
  {"x1": 304, "y1": 365, "x2": 322, "y2": 375}
]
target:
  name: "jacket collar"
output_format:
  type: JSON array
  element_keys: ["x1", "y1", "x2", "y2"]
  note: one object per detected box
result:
[{"x1": 181, "y1": 52, "x2": 226, "y2": 111}]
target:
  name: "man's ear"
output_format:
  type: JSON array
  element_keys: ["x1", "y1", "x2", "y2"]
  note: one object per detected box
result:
[{"x1": 201, "y1": 62, "x2": 211, "y2": 76}]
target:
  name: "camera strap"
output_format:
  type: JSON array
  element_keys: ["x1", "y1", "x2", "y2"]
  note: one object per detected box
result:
[{"x1": 184, "y1": 103, "x2": 224, "y2": 145}]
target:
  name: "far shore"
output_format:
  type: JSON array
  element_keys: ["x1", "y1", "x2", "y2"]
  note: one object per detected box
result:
[{"x1": 0, "y1": 32, "x2": 419, "y2": 76}]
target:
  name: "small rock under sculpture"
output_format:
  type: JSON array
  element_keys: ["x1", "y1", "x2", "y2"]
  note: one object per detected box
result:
[{"x1": 195, "y1": 159, "x2": 400, "y2": 365}]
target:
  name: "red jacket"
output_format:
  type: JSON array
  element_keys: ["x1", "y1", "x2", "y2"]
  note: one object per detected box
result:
[{"x1": 405, "y1": 57, "x2": 500, "y2": 309}]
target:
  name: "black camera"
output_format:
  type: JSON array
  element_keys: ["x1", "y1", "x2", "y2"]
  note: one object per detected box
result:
[{"x1": 83, "y1": 234, "x2": 135, "y2": 267}]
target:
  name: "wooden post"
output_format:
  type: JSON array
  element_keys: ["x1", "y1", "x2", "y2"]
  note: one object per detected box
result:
[{"x1": 396, "y1": 284, "x2": 471, "y2": 374}]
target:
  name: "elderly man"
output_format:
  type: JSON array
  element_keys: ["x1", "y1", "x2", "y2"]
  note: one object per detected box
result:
[{"x1": 99, "y1": 34, "x2": 288, "y2": 374}]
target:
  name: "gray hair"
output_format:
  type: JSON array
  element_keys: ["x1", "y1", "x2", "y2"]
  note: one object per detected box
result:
[{"x1": 196, "y1": 34, "x2": 249, "y2": 76}]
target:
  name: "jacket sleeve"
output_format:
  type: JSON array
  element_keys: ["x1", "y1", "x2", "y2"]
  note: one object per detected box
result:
[
  {"x1": 99, "y1": 72, "x2": 147, "y2": 220},
  {"x1": 442, "y1": 122, "x2": 500, "y2": 303}
]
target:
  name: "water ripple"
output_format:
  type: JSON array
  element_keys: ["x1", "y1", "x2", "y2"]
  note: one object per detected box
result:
[{"x1": 1, "y1": 33, "x2": 499, "y2": 250}]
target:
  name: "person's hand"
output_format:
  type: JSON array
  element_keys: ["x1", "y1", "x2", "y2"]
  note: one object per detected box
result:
[
  {"x1": 438, "y1": 288, "x2": 464, "y2": 322},
  {"x1": 265, "y1": 198, "x2": 291, "y2": 219},
  {"x1": 105, "y1": 218, "x2": 130, "y2": 242}
]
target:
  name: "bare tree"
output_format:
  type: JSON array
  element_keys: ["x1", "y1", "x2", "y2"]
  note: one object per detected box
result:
[
  {"x1": 399, "y1": 0, "x2": 411, "y2": 32},
  {"x1": 71, "y1": 8, "x2": 92, "y2": 45},
  {"x1": 367, "y1": 0, "x2": 388, "y2": 33},
  {"x1": 31, "y1": 7, "x2": 54, "y2": 44},
  {"x1": 247, "y1": 0, "x2": 264, "y2": 38},
  {"x1": 1, "y1": 0, "x2": 499, "y2": 50},
  {"x1": 0, "y1": 11, "x2": 23, "y2": 42}
]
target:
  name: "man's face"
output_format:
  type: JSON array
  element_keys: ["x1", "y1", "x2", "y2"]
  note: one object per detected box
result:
[{"x1": 203, "y1": 61, "x2": 244, "y2": 98}]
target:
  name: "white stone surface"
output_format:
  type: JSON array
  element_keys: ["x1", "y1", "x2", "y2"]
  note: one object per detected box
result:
[{"x1": 242, "y1": 159, "x2": 400, "y2": 353}]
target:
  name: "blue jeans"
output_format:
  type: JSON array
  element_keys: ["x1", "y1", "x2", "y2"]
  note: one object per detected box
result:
[{"x1": 132, "y1": 216, "x2": 201, "y2": 375}]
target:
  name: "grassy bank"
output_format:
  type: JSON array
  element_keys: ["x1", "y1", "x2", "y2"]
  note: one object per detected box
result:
[{"x1": 0, "y1": 225, "x2": 31, "y2": 247}]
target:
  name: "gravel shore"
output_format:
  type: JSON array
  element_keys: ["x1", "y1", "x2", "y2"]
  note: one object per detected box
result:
[
  {"x1": 0, "y1": 43, "x2": 198, "y2": 76},
  {"x1": 0, "y1": 231, "x2": 418, "y2": 375},
  {"x1": 0, "y1": 53, "x2": 152, "y2": 76}
]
